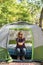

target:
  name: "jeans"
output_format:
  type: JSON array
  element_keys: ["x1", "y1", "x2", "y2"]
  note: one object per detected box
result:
[{"x1": 16, "y1": 48, "x2": 26, "y2": 57}]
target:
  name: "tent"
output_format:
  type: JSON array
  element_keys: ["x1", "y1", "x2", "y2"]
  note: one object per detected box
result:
[{"x1": 0, "y1": 22, "x2": 43, "y2": 62}]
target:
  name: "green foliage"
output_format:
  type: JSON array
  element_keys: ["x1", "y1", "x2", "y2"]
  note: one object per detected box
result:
[
  {"x1": 9, "y1": 40, "x2": 32, "y2": 44},
  {"x1": 9, "y1": 40, "x2": 16, "y2": 44},
  {"x1": 9, "y1": 28, "x2": 31, "y2": 31},
  {"x1": 0, "y1": 0, "x2": 41, "y2": 26}
]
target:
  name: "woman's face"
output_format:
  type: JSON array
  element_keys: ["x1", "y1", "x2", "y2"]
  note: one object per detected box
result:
[{"x1": 19, "y1": 34, "x2": 23, "y2": 38}]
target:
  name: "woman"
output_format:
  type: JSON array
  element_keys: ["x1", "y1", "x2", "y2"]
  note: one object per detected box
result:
[{"x1": 16, "y1": 31, "x2": 26, "y2": 60}]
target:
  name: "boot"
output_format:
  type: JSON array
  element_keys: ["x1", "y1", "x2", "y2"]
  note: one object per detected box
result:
[
  {"x1": 22, "y1": 56, "x2": 25, "y2": 60},
  {"x1": 17, "y1": 56, "x2": 20, "y2": 60}
]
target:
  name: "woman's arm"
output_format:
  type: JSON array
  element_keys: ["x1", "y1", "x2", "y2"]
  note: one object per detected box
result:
[
  {"x1": 18, "y1": 38, "x2": 25, "y2": 46},
  {"x1": 18, "y1": 42, "x2": 23, "y2": 45}
]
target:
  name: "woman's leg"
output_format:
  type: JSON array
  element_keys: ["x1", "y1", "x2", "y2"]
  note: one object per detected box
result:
[
  {"x1": 22, "y1": 48, "x2": 26, "y2": 56},
  {"x1": 22, "y1": 48, "x2": 26, "y2": 60},
  {"x1": 16, "y1": 48, "x2": 20, "y2": 60}
]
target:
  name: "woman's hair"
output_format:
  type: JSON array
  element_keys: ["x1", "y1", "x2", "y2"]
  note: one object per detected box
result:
[{"x1": 18, "y1": 31, "x2": 23, "y2": 38}]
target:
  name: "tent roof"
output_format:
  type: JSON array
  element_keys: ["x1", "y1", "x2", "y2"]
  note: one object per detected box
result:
[
  {"x1": 5, "y1": 22, "x2": 36, "y2": 29},
  {"x1": 9, "y1": 21, "x2": 33, "y2": 25},
  {"x1": 0, "y1": 21, "x2": 43, "y2": 48}
]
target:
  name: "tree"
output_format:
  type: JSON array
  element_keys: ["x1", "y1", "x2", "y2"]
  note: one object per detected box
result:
[
  {"x1": 39, "y1": 0, "x2": 43, "y2": 27},
  {"x1": 0, "y1": 0, "x2": 41, "y2": 26}
]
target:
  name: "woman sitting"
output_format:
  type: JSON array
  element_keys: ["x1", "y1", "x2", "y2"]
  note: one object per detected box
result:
[{"x1": 16, "y1": 31, "x2": 26, "y2": 60}]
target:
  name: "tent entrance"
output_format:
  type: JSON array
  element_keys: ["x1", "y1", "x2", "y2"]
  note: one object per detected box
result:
[{"x1": 8, "y1": 27, "x2": 34, "y2": 60}]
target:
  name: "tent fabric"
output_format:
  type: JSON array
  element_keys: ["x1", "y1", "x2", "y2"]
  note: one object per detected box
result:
[
  {"x1": 0, "y1": 26, "x2": 12, "y2": 62},
  {"x1": 0, "y1": 47, "x2": 12, "y2": 62},
  {"x1": 32, "y1": 25, "x2": 43, "y2": 48},
  {"x1": 0, "y1": 23, "x2": 43, "y2": 49}
]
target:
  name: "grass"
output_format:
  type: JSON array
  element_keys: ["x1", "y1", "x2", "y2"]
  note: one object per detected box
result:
[
  {"x1": 9, "y1": 28, "x2": 31, "y2": 31},
  {"x1": 9, "y1": 40, "x2": 32, "y2": 44}
]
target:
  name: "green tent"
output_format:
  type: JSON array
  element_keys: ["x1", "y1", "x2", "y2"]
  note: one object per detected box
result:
[{"x1": 0, "y1": 22, "x2": 43, "y2": 62}]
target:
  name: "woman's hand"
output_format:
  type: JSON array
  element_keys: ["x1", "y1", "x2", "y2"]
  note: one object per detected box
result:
[{"x1": 18, "y1": 42, "x2": 23, "y2": 46}]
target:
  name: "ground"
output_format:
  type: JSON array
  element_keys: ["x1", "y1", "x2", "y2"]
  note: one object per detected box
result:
[{"x1": 0, "y1": 62, "x2": 41, "y2": 65}]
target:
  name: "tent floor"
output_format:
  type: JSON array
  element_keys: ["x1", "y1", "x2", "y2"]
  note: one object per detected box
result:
[
  {"x1": 11, "y1": 55, "x2": 31, "y2": 60},
  {"x1": 11, "y1": 55, "x2": 42, "y2": 63},
  {"x1": 13, "y1": 59, "x2": 42, "y2": 63}
]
